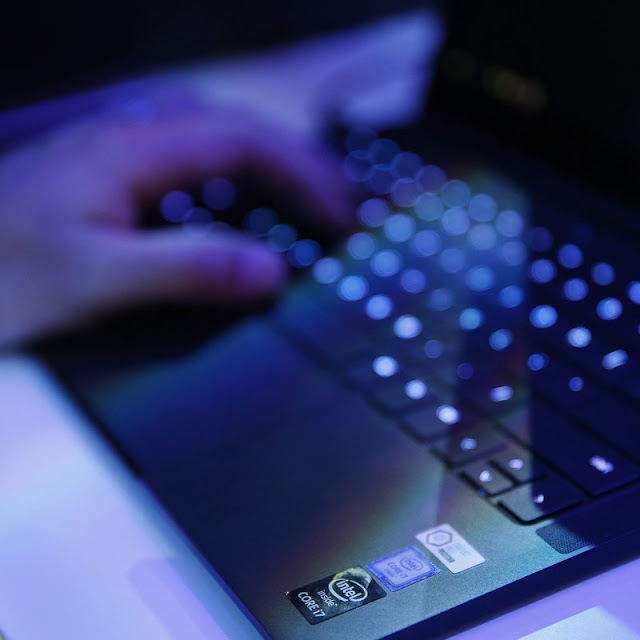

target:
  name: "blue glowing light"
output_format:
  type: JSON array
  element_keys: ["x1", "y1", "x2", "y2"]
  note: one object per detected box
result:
[
  {"x1": 469, "y1": 224, "x2": 497, "y2": 250},
  {"x1": 369, "y1": 138, "x2": 400, "y2": 163},
  {"x1": 358, "y1": 198, "x2": 390, "y2": 227},
  {"x1": 400, "y1": 269, "x2": 426, "y2": 294},
  {"x1": 424, "y1": 339, "x2": 443, "y2": 358},
  {"x1": 569, "y1": 376, "x2": 584, "y2": 392},
  {"x1": 602, "y1": 350, "x2": 628, "y2": 370},
  {"x1": 597, "y1": 298, "x2": 623, "y2": 320},
  {"x1": 312, "y1": 257, "x2": 342, "y2": 284},
  {"x1": 466, "y1": 266, "x2": 496, "y2": 291},
  {"x1": 501, "y1": 240, "x2": 527, "y2": 266},
  {"x1": 439, "y1": 248, "x2": 465, "y2": 273},
  {"x1": 499, "y1": 285, "x2": 524, "y2": 308},
  {"x1": 267, "y1": 224, "x2": 297, "y2": 251},
  {"x1": 417, "y1": 164, "x2": 447, "y2": 192},
  {"x1": 490, "y1": 386, "x2": 513, "y2": 402},
  {"x1": 337, "y1": 275, "x2": 368, "y2": 301},
  {"x1": 405, "y1": 379, "x2": 427, "y2": 400},
  {"x1": 566, "y1": 327, "x2": 592, "y2": 348},
  {"x1": 394, "y1": 315, "x2": 423, "y2": 339},
  {"x1": 530, "y1": 305, "x2": 558, "y2": 328},
  {"x1": 459, "y1": 308, "x2": 484, "y2": 330},
  {"x1": 440, "y1": 179, "x2": 471, "y2": 207},
  {"x1": 528, "y1": 353, "x2": 549, "y2": 371},
  {"x1": 428, "y1": 288, "x2": 454, "y2": 311},
  {"x1": 392, "y1": 151, "x2": 423, "y2": 178},
  {"x1": 160, "y1": 190, "x2": 194, "y2": 222},
  {"x1": 373, "y1": 356, "x2": 399, "y2": 378},
  {"x1": 563, "y1": 278, "x2": 588, "y2": 301},
  {"x1": 384, "y1": 214, "x2": 415, "y2": 242},
  {"x1": 557, "y1": 244, "x2": 583, "y2": 269},
  {"x1": 592, "y1": 263, "x2": 615, "y2": 286},
  {"x1": 414, "y1": 193, "x2": 444, "y2": 221},
  {"x1": 390, "y1": 178, "x2": 421, "y2": 207},
  {"x1": 412, "y1": 230, "x2": 442, "y2": 256},
  {"x1": 371, "y1": 249, "x2": 402, "y2": 277},
  {"x1": 437, "y1": 405, "x2": 460, "y2": 424},
  {"x1": 529, "y1": 259, "x2": 557, "y2": 283},
  {"x1": 442, "y1": 206, "x2": 470, "y2": 235},
  {"x1": 489, "y1": 329, "x2": 513, "y2": 351},
  {"x1": 365, "y1": 165, "x2": 395, "y2": 194},
  {"x1": 496, "y1": 210, "x2": 525, "y2": 237},
  {"x1": 347, "y1": 232, "x2": 376, "y2": 260},
  {"x1": 461, "y1": 437, "x2": 477, "y2": 451},
  {"x1": 628, "y1": 281, "x2": 640, "y2": 304},
  {"x1": 288, "y1": 239, "x2": 321, "y2": 268},
  {"x1": 365, "y1": 295, "x2": 393, "y2": 320},
  {"x1": 468, "y1": 194, "x2": 497, "y2": 222}
]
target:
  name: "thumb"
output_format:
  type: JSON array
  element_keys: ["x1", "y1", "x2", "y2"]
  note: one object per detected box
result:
[{"x1": 82, "y1": 227, "x2": 288, "y2": 310}]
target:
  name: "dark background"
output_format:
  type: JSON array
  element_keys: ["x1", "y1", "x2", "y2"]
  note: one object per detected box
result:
[
  {"x1": 1, "y1": 0, "x2": 429, "y2": 109},
  {"x1": 2, "y1": 1, "x2": 640, "y2": 205}
]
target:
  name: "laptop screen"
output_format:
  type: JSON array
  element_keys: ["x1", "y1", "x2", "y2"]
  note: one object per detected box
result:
[{"x1": 426, "y1": 1, "x2": 640, "y2": 209}]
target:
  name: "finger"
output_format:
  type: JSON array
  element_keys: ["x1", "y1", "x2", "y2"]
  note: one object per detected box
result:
[
  {"x1": 88, "y1": 107, "x2": 357, "y2": 229},
  {"x1": 74, "y1": 227, "x2": 288, "y2": 310}
]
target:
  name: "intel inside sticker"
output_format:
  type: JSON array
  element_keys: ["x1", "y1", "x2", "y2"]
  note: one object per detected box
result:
[
  {"x1": 287, "y1": 567, "x2": 385, "y2": 625},
  {"x1": 368, "y1": 546, "x2": 440, "y2": 591}
]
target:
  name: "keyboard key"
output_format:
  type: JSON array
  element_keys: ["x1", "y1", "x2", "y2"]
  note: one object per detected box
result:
[
  {"x1": 467, "y1": 378, "x2": 528, "y2": 417},
  {"x1": 402, "y1": 403, "x2": 462, "y2": 441},
  {"x1": 504, "y1": 403, "x2": 640, "y2": 496},
  {"x1": 529, "y1": 359, "x2": 598, "y2": 411},
  {"x1": 345, "y1": 353, "x2": 405, "y2": 388},
  {"x1": 498, "y1": 475, "x2": 583, "y2": 523},
  {"x1": 462, "y1": 461, "x2": 514, "y2": 495},
  {"x1": 432, "y1": 425, "x2": 507, "y2": 466},
  {"x1": 491, "y1": 446, "x2": 546, "y2": 483},
  {"x1": 498, "y1": 395, "x2": 546, "y2": 442},
  {"x1": 374, "y1": 375, "x2": 440, "y2": 413},
  {"x1": 600, "y1": 360, "x2": 640, "y2": 400},
  {"x1": 555, "y1": 330, "x2": 632, "y2": 386},
  {"x1": 573, "y1": 394, "x2": 640, "y2": 463}
]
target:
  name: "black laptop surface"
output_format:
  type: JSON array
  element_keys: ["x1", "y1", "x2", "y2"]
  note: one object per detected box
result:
[{"x1": 25, "y1": 2, "x2": 640, "y2": 639}]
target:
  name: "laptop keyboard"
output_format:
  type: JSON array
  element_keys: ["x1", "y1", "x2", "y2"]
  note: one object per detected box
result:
[
  {"x1": 271, "y1": 128, "x2": 640, "y2": 526},
  {"x1": 158, "y1": 126, "x2": 640, "y2": 526}
]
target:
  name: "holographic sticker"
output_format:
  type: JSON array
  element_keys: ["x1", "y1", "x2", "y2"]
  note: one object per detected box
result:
[
  {"x1": 416, "y1": 523, "x2": 485, "y2": 574},
  {"x1": 367, "y1": 546, "x2": 440, "y2": 591},
  {"x1": 287, "y1": 566, "x2": 385, "y2": 625}
]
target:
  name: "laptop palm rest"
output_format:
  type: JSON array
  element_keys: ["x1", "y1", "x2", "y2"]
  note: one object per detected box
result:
[{"x1": 93, "y1": 319, "x2": 461, "y2": 638}]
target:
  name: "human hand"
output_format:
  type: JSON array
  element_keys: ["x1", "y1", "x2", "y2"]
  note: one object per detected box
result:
[{"x1": 0, "y1": 104, "x2": 355, "y2": 347}]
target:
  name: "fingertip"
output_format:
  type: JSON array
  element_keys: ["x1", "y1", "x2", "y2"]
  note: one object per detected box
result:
[
  {"x1": 195, "y1": 241, "x2": 288, "y2": 300},
  {"x1": 235, "y1": 246, "x2": 288, "y2": 296}
]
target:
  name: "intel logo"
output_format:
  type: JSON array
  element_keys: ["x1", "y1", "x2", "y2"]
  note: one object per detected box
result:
[{"x1": 328, "y1": 577, "x2": 368, "y2": 603}]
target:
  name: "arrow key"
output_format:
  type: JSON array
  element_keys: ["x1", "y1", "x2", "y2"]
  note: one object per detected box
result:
[{"x1": 498, "y1": 475, "x2": 584, "y2": 523}]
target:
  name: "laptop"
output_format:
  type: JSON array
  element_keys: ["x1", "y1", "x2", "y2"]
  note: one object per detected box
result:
[{"x1": 7, "y1": 2, "x2": 640, "y2": 639}]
